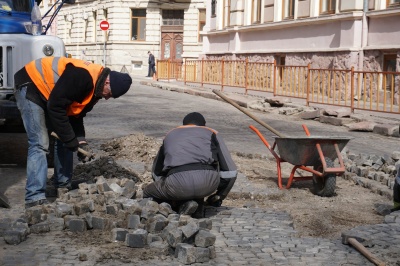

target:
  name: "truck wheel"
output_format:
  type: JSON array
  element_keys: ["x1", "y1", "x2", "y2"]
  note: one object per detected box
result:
[{"x1": 313, "y1": 158, "x2": 336, "y2": 197}]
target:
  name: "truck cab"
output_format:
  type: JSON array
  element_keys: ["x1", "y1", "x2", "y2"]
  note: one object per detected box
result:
[{"x1": 0, "y1": 0, "x2": 73, "y2": 123}]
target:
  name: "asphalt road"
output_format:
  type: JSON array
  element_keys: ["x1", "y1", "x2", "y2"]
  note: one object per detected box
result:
[{"x1": 83, "y1": 78, "x2": 399, "y2": 158}]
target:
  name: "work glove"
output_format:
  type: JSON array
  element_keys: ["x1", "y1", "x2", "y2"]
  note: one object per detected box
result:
[
  {"x1": 77, "y1": 142, "x2": 95, "y2": 163},
  {"x1": 64, "y1": 138, "x2": 79, "y2": 152}
]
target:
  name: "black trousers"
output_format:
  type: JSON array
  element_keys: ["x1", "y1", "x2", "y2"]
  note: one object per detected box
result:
[
  {"x1": 394, "y1": 178, "x2": 400, "y2": 209},
  {"x1": 148, "y1": 64, "x2": 156, "y2": 76}
]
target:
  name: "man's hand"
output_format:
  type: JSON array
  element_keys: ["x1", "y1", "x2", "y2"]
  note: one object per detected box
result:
[
  {"x1": 77, "y1": 141, "x2": 95, "y2": 163},
  {"x1": 64, "y1": 138, "x2": 79, "y2": 152}
]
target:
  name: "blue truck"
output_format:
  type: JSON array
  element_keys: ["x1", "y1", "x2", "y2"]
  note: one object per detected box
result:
[{"x1": 0, "y1": 0, "x2": 74, "y2": 126}]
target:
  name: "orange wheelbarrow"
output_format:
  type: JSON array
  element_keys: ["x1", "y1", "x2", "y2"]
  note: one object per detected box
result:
[
  {"x1": 212, "y1": 89, "x2": 352, "y2": 197},
  {"x1": 249, "y1": 124, "x2": 352, "y2": 197}
]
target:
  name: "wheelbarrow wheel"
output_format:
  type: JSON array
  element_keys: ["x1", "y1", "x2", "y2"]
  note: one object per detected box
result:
[{"x1": 313, "y1": 158, "x2": 336, "y2": 197}]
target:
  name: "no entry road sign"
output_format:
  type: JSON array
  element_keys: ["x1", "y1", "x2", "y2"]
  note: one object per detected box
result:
[{"x1": 100, "y1": 20, "x2": 109, "y2": 31}]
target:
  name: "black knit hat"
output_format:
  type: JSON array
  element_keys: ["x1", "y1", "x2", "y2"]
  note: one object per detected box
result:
[
  {"x1": 109, "y1": 71, "x2": 132, "y2": 98},
  {"x1": 183, "y1": 112, "x2": 206, "y2": 126}
]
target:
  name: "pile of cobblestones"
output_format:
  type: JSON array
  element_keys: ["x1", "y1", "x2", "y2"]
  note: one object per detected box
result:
[
  {"x1": 343, "y1": 150, "x2": 400, "y2": 200},
  {"x1": 1, "y1": 171, "x2": 217, "y2": 265}
]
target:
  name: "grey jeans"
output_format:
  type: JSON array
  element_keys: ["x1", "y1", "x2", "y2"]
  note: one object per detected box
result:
[{"x1": 143, "y1": 169, "x2": 219, "y2": 201}]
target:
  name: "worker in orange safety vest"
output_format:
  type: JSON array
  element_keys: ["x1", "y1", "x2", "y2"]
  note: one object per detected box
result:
[{"x1": 14, "y1": 57, "x2": 132, "y2": 208}]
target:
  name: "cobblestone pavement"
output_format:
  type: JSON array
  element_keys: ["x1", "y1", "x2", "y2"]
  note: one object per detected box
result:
[{"x1": 1, "y1": 169, "x2": 399, "y2": 266}]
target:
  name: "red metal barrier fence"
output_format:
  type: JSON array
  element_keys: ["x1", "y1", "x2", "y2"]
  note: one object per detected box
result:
[{"x1": 156, "y1": 59, "x2": 399, "y2": 114}]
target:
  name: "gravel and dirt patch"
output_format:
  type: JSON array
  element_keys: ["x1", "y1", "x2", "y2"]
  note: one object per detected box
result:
[{"x1": 89, "y1": 132, "x2": 393, "y2": 240}]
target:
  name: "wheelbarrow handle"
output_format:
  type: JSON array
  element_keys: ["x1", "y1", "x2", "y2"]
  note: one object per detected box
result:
[
  {"x1": 212, "y1": 89, "x2": 286, "y2": 138},
  {"x1": 50, "y1": 132, "x2": 92, "y2": 158}
]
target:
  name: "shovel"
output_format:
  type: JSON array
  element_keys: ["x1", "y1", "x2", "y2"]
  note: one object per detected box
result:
[
  {"x1": 50, "y1": 132, "x2": 95, "y2": 162},
  {"x1": 0, "y1": 190, "x2": 10, "y2": 208},
  {"x1": 212, "y1": 89, "x2": 286, "y2": 138}
]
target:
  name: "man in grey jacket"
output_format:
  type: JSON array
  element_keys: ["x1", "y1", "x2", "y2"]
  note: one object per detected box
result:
[{"x1": 143, "y1": 112, "x2": 237, "y2": 218}]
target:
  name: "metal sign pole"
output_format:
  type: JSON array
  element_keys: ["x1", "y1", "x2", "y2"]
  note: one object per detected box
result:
[
  {"x1": 99, "y1": 20, "x2": 109, "y2": 67},
  {"x1": 103, "y1": 39, "x2": 106, "y2": 67}
]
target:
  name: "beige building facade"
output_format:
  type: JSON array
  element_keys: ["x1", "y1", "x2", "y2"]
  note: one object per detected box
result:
[
  {"x1": 40, "y1": 0, "x2": 207, "y2": 74},
  {"x1": 202, "y1": 0, "x2": 400, "y2": 73}
]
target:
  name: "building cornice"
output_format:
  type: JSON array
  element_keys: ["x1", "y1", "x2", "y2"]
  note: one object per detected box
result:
[
  {"x1": 205, "y1": 47, "x2": 362, "y2": 55},
  {"x1": 364, "y1": 45, "x2": 400, "y2": 50},
  {"x1": 65, "y1": 41, "x2": 160, "y2": 46},
  {"x1": 366, "y1": 8, "x2": 400, "y2": 18},
  {"x1": 206, "y1": 12, "x2": 364, "y2": 36}
]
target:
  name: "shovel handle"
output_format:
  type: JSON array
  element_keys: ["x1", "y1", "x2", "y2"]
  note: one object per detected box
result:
[
  {"x1": 50, "y1": 132, "x2": 92, "y2": 158},
  {"x1": 348, "y1": 238, "x2": 385, "y2": 266},
  {"x1": 212, "y1": 89, "x2": 286, "y2": 138}
]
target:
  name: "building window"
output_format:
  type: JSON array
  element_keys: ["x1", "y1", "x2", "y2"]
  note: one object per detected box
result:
[
  {"x1": 383, "y1": 54, "x2": 397, "y2": 90},
  {"x1": 387, "y1": 0, "x2": 400, "y2": 7},
  {"x1": 198, "y1": 9, "x2": 206, "y2": 42},
  {"x1": 252, "y1": 0, "x2": 261, "y2": 23},
  {"x1": 283, "y1": 0, "x2": 295, "y2": 19},
  {"x1": 277, "y1": 55, "x2": 286, "y2": 82},
  {"x1": 162, "y1": 10, "x2": 184, "y2": 25},
  {"x1": 264, "y1": 2, "x2": 274, "y2": 22},
  {"x1": 131, "y1": 9, "x2": 146, "y2": 41},
  {"x1": 131, "y1": 61, "x2": 143, "y2": 70},
  {"x1": 211, "y1": 0, "x2": 217, "y2": 17},
  {"x1": 320, "y1": 0, "x2": 336, "y2": 14}
]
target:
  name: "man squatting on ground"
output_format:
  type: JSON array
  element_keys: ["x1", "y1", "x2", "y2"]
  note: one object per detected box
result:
[
  {"x1": 14, "y1": 56, "x2": 132, "y2": 208},
  {"x1": 143, "y1": 112, "x2": 238, "y2": 218}
]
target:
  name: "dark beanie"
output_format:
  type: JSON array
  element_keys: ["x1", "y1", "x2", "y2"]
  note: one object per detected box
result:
[
  {"x1": 109, "y1": 71, "x2": 132, "y2": 98},
  {"x1": 183, "y1": 112, "x2": 206, "y2": 126}
]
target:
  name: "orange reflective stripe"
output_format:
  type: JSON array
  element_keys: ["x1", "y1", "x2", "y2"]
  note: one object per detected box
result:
[
  {"x1": 24, "y1": 57, "x2": 104, "y2": 116},
  {"x1": 174, "y1": 125, "x2": 218, "y2": 134},
  {"x1": 67, "y1": 94, "x2": 95, "y2": 116},
  {"x1": 40, "y1": 57, "x2": 57, "y2": 96},
  {"x1": 25, "y1": 58, "x2": 54, "y2": 99}
]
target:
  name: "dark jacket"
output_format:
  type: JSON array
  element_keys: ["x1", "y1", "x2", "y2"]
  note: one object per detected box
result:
[
  {"x1": 152, "y1": 125, "x2": 238, "y2": 180},
  {"x1": 148, "y1": 54, "x2": 155, "y2": 65},
  {"x1": 14, "y1": 64, "x2": 100, "y2": 143}
]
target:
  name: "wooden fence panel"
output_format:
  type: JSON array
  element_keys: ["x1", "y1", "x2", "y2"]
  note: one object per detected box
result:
[
  {"x1": 157, "y1": 59, "x2": 399, "y2": 114},
  {"x1": 354, "y1": 71, "x2": 400, "y2": 113},
  {"x1": 202, "y1": 60, "x2": 223, "y2": 85},
  {"x1": 184, "y1": 60, "x2": 202, "y2": 83},
  {"x1": 247, "y1": 62, "x2": 274, "y2": 92},
  {"x1": 308, "y1": 69, "x2": 351, "y2": 106},
  {"x1": 276, "y1": 66, "x2": 308, "y2": 98},
  {"x1": 223, "y1": 60, "x2": 246, "y2": 88}
]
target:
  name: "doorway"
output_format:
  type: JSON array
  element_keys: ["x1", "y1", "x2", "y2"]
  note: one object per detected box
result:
[{"x1": 161, "y1": 33, "x2": 183, "y2": 61}]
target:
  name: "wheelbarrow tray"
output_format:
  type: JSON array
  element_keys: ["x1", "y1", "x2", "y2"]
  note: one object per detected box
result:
[{"x1": 274, "y1": 136, "x2": 352, "y2": 166}]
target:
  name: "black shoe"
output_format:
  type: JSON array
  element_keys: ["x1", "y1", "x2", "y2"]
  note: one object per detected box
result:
[
  {"x1": 206, "y1": 194, "x2": 222, "y2": 207},
  {"x1": 391, "y1": 207, "x2": 400, "y2": 213},
  {"x1": 192, "y1": 201, "x2": 205, "y2": 219},
  {"x1": 25, "y1": 199, "x2": 49, "y2": 209},
  {"x1": 45, "y1": 187, "x2": 58, "y2": 197},
  {"x1": 179, "y1": 200, "x2": 198, "y2": 215}
]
